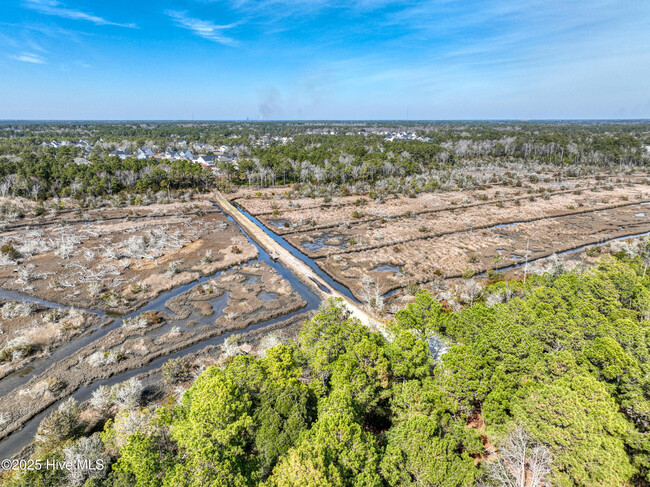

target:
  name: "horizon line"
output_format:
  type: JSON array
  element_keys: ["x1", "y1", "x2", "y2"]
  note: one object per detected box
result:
[{"x1": 2, "y1": 118, "x2": 650, "y2": 123}]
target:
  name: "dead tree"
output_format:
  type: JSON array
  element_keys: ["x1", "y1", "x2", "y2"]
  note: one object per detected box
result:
[{"x1": 486, "y1": 424, "x2": 552, "y2": 487}]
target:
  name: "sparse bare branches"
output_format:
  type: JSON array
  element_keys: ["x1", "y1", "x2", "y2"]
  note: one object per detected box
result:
[
  {"x1": 113, "y1": 377, "x2": 144, "y2": 410},
  {"x1": 360, "y1": 274, "x2": 384, "y2": 312},
  {"x1": 486, "y1": 424, "x2": 552, "y2": 487}
]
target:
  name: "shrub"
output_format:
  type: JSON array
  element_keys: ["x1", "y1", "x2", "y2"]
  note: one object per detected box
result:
[
  {"x1": 0, "y1": 242, "x2": 21, "y2": 260},
  {"x1": 165, "y1": 260, "x2": 182, "y2": 278},
  {"x1": 113, "y1": 378, "x2": 144, "y2": 410},
  {"x1": 486, "y1": 269, "x2": 505, "y2": 284},
  {"x1": 63, "y1": 434, "x2": 109, "y2": 486},
  {"x1": 162, "y1": 357, "x2": 194, "y2": 385},
  {"x1": 201, "y1": 250, "x2": 215, "y2": 264},
  {"x1": 1, "y1": 301, "x2": 34, "y2": 319},
  {"x1": 100, "y1": 291, "x2": 119, "y2": 308},
  {"x1": 35, "y1": 398, "x2": 81, "y2": 451},
  {"x1": 462, "y1": 267, "x2": 475, "y2": 279},
  {"x1": 88, "y1": 347, "x2": 126, "y2": 368},
  {"x1": 122, "y1": 316, "x2": 148, "y2": 329},
  {"x1": 586, "y1": 246, "x2": 602, "y2": 257},
  {"x1": 46, "y1": 377, "x2": 67, "y2": 395},
  {"x1": 130, "y1": 282, "x2": 148, "y2": 294},
  {"x1": 90, "y1": 385, "x2": 113, "y2": 411}
]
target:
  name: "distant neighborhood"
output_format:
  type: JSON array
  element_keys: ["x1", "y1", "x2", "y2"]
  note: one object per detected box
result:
[
  {"x1": 41, "y1": 139, "x2": 241, "y2": 173},
  {"x1": 108, "y1": 146, "x2": 239, "y2": 169}
]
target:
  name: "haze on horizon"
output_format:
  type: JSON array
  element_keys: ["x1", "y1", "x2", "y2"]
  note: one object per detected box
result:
[{"x1": 1, "y1": 0, "x2": 649, "y2": 121}]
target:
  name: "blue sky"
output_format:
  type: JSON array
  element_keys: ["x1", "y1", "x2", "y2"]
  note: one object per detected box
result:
[{"x1": 0, "y1": 0, "x2": 649, "y2": 120}]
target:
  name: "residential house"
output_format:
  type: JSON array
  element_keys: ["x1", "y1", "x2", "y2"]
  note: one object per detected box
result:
[
  {"x1": 175, "y1": 150, "x2": 194, "y2": 160},
  {"x1": 195, "y1": 155, "x2": 217, "y2": 167},
  {"x1": 134, "y1": 147, "x2": 155, "y2": 159},
  {"x1": 110, "y1": 149, "x2": 131, "y2": 160}
]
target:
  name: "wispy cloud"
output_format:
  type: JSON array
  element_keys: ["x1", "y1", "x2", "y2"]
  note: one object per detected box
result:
[
  {"x1": 165, "y1": 10, "x2": 239, "y2": 46},
  {"x1": 24, "y1": 0, "x2": 136, "y2": 28},
  {"x1": 11, "y1": 52, "x2": 47, "y2": 64}
]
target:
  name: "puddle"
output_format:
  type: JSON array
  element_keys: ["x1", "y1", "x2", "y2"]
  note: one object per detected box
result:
[
  {"x1": 302, "y1": 232, "x2": 347, "y2": 251},
  {"x1": 268, "y1": 219, "x2": 292, "y2": 228},
  {"x1": 245, "y1": 275, "x2": 260, "y2": 284},
  {"x1": 2, "y1": 365, "x2": 36, "y2": 382},
  {"x1": 372, "y1": 264, "x2": 402, "y2": 273},
  {"x1": 259, "y1": 291, "x2": 279, "y2": 302},
  {"x1": 635, "y1": 213, "x2": 646, "y2": 217}
]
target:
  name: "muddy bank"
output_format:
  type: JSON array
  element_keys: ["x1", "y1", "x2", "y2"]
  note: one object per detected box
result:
[
  {"x1": 0, "y1": 302, "x2": 110, "y2": 381},
  {"x1": 6, "y1": 309, "x2": 316, "y2": 466},
  {"x1": 165, "y1": 261, "x2": 306, "y2": 335},
  {"x1": 0, "y1": 261, "x2": 305, "y2": 443}
]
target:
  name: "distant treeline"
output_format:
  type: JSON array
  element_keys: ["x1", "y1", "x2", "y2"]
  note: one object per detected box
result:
[
  {"x1": 0, "y1": 121, "x2": 648, "y2": 199},
  {"x1": 0, "y1": 155, "x2": 215, "y2": 200}
]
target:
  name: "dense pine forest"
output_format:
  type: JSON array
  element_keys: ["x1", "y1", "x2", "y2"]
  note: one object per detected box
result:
[{"x1": 4, "y1": 249, "x2": 650, "y2": 486}]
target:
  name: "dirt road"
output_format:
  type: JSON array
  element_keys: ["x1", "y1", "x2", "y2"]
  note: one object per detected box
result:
[{"x1": 212, "y1": 192, "x2": 379, "y2": 329}]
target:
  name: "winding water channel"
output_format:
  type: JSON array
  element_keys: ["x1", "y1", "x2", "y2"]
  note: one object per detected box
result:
[
  {"x1": 2, "y1": 201, "x2": 650, "y2": 460},
  {"x1": 0, "y1": 210, "x2": 328, "y2": 460}
]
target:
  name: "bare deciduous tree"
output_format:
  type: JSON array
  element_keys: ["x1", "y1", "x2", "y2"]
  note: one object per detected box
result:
[
  {"x1": 63, "y1": 434, "x2": 109, "y2": 486},
  {"x1": 486, "y1": 424, "x2": 552, "y2": 487},
  {"x1": 0, "y1": 175, "x2": 16, "y2": 197},
  {"x1": 113, "y1": 377, "x2": 144, "y2": 410},
  {"x1": 360, "y1": 274, "x2": 384, "y2": 312}
]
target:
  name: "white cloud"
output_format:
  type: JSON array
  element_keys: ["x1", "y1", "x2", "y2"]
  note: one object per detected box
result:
[
  {"x1": 11, "y1": 52, "x2": 47, "y2": 64},
  {"x1": 24, "y1": 0, "x2": 136, "y2": 28},
  {"x1": 165, "y1": 10, "x2": 239, "y2": 46}
]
